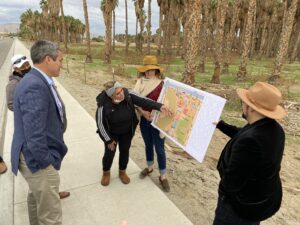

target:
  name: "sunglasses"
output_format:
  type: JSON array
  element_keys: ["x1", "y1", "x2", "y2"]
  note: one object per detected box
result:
[{"x1": 13, "y1": 56, "x2": 27, "y2": 65}]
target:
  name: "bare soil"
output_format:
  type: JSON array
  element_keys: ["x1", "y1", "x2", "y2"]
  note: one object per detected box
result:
[{"x1": 57, "y1": 61, "x2": 300, "y2": 225}]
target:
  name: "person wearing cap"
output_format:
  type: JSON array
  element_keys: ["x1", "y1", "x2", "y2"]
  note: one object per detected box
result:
[
  {"x1": 213, "y1": 82, "x2": 287, "y2": 225},
  {"x1": 6, "y1": 54, "x2": 31, "y2": 111},
  {"x1": 1, "y1": 55, "x2": 32, "y2": 175},
  {"x1": 96, "y1": 81, "x2": 172, "y2": 186},
  {"x1": 11, "y1": 40, "x2": 68, "y2": 225},
  {"x1": 133, "y1": 55, "x2": 170, "y2": 192},
  {"x1": 6, "y1": 54, "x2": 70, "y2": 200}
]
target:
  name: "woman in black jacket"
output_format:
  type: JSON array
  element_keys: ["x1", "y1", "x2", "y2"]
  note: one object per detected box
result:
[{"x1": 96, "y1": 81, "x2": 171, "y2": 186}]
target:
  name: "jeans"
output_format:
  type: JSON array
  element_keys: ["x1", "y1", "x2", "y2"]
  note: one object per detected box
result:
[
  {"x1": 102, "y1": 132, "x2": 132, "y2": 171},
  {"x1": 140, "y1": 117, "x2": 166, "y2": 175},
  {"x1": 213, "y1": 196, "x2": 260, "y2": 225}
]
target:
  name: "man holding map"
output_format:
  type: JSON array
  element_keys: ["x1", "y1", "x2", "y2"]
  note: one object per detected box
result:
[{"x1": 213, "y1": 82, "x2": 287, "y2": 225}]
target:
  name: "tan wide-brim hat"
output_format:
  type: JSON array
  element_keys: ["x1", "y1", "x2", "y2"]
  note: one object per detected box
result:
[
  {"x1": 236, "y1": 82, "x2": 287, "y2": 119},
  {"x1": 137, "y1": 55, "x2": 163, "y2": 73}
]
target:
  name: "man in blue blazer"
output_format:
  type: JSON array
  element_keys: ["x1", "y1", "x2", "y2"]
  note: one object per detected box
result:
[{"x1": 11, "y1": 40, "x2": 67, "y2": 225}]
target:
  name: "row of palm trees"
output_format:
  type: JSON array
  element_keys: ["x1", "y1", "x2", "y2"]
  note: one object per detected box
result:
[
  {"x1": 19, "y1": 0, "x2": 300, "y2": 85},
  {"x1": 101, "y1": 0, "x2": 300, "y2": 84},
  {"x1": 19, "y1": 8, "x2": 85, "y2": 44}
]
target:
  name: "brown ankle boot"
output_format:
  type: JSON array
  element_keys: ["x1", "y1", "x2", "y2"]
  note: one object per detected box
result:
[
  {"x1": 101, "y1": 170, "x2": 110, "y2": 186},
  {"x1": 119, "y1": 170, "x2": 130, "y2": 184}
]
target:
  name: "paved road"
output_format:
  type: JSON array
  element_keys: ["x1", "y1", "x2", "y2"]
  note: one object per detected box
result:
[
  {"x1": 0, "y1": 38, "x2": 13, "y2": 68},
  {"x1": 0, "y1": 38, "x2": 14, "y2": 158}
]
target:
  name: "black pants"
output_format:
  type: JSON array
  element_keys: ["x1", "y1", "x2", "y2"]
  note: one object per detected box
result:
[{"x1": 102, "y1": 132, "x2": 133, "y2": 171}]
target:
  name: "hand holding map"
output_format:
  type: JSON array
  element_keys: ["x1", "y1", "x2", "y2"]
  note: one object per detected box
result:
[{"x1": 160, "y1": 105, "x2": 174, "y2": 117}]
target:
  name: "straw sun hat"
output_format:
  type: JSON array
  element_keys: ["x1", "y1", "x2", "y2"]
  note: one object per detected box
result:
[
  {"x1": 137, "y1": 55, "x2": 163, "y2": 73},
  {"x1": 236, "y1": 82, "x2": 287, "y2": 119}
]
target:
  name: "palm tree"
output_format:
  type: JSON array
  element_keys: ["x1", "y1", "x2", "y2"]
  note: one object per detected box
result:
[
  {"x1": 82, "y1": 0, "x2": 93, "y2": 63},
  {"x1": 20, "y1": 9, "x2": 35, "y2": 40},
  {"x1": 40, "y1": 0, "x2": 49, "y2": 39},
  {"x1": 60, "y1": 0, "x2": 68, "y2": 53},
  {"x1": 198, "y1": 0, "x2": 209, "y2": 73},
  {"x1": 236, "y1": 0, "x2": 256, "y2": 80},
  {"x1": 156, "y1": 0, "x2": 163, "y2": 55},
  {"x1": 48, "y1": 0, "x2": 60, "y2": 42},
  {"x1": 125, "y1": 0, "x2": 129, "y2": 55},
  {"x1": 146, "y1": 0, "x2": 152, "y2": 54},
  {"x1": 182, "y1": 0, "x2": 202, "y2": 85},
  {"x1": 222, "y1": 0, "x2": 240, "y2": 74},
  {"x1": 271, "y1": 0, "x2": 298, "y2": 81},
  {"x1": 133, "y1": 0, "x2": 146, "y2": 53},
  {"x1": 113, "y1": 9, "x2": 116, "y2": 51},
  {"x1": 211, "y1": 0, "x2": 228, "y2": 84},
  {"x1": 290, "y1": 26, "x2": 300, "y2": 62},
  {"x1": 101, "y1": 0, "x2": 115, "y2": 64}
]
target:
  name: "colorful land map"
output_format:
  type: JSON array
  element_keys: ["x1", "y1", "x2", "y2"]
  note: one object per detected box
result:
[{"x1": 154, "y1": 86, "x2": 202, "y2": 147}]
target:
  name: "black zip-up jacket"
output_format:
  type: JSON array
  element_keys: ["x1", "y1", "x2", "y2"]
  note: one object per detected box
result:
[{"x1": 95, "y1": 88, "x2": 162, "y2": 144}]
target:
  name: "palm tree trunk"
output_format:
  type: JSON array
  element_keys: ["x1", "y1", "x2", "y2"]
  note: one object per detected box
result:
[
  {"x1": 290, "y1": 29, "x2": 300, "y2": 63},
  {"x1": 103, "y1": 3, "x2": 113, "y2": 64},
  {"x1": 211, "y1": 0, "x2": 227, "y2": 84},
  {"x1": 249, "y1": 9, "x2": 257, "y2": 59},
  {"x1": 125, "y1": 0, "x2": 129, "y2": 56},
  {"x1": 135, "y1": 17, "x2": 138, "y2": 52},
  {"x1": 236, "y1": 0, "x2": 256, "y2": 80},
  {"x1": 198, "y1": 0, "x2": 209, "y2": 73},
  {"x1": 59, "y1": 0, "x2": 69, "y2": 72},
  {"x1": 82, "y1": 0, "x2": 92, "y2": 63},
  {"x1": 222, "y1": 0, "x2": 240, "y2": 74},
  {"x1": 258, "y1": 14, "x2": 269, "y2": 58},
  {"x1": 113, "y1": 10, "x2": 115, "y2": 51},
  {"x1": 146, "y1": 0, "x2": 151, "y2": 54},
  {"x1": 182, "y1": 0, "x2": 202, "y2": 85},
  {"x1": 157, "y1": 7, "x2": 162, "y2": 56},
  {"x1": 270, "y1": 0, "x2": 298, "y2": 81}
]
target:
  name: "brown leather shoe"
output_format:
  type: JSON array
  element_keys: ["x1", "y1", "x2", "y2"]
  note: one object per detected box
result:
[
  {"x1": 101, "y1": 170, "x2": 110, "y2": 186},
  {"x1": 119, "y1": 170, "x2": 130, "y2": 184},
  {"x1": 139, "y1": 168, "x2": 153, "y2": 179},
  {"x1": 159, "y1": 176, "x2": 170, "y2": 192},
  {"x1": 0, "y1": 161, "x2": 7, "y2": 174},
  {"x1": 59, "y1": 191, "x2": 70, "y2": 199}
]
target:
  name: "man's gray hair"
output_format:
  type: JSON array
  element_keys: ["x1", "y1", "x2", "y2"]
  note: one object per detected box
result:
[{"x1": 30, "y1": 40, "x2": 60, "y2": 64}]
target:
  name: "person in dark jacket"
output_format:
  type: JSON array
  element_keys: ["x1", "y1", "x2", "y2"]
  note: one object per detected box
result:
[
  {"x1": 1, "y1": 55, "x2": 31, "y2": 175},
  {"x1": 5, "y1": 53, "x2": 70, "y2": 199},
  {"x1": 6, "y1": 54, "x2": 31, "y2": 111},
  {"x1": 96, "y1": 81, "x2": 172, "y2": 186},
  {"x1": 213, "y1": 82, "x2": 287, "y2": 225}
]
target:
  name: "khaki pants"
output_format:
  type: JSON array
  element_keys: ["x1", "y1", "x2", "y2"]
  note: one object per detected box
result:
[{"x1": 19, "y1": 154, "x2": 62, "y2": 225}]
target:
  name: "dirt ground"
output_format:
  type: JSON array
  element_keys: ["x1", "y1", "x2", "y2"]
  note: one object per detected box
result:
[{"x1": 56, "y1": 61, "x2": 300, "y2": 225}]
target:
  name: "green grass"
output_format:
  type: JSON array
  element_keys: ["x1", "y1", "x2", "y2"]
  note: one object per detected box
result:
[{"x1": 64, "y1": 42, "x2": 300, "y2": 102}]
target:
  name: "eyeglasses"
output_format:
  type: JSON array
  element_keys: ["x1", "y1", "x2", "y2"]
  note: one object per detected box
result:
[{"x1": 13, "y1": 56, "x2": 26, "y2": 65}]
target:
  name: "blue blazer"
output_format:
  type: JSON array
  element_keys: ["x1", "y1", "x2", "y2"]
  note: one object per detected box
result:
[{"x1": 11, "y1": 68, "x2": 68, "y2": 175}]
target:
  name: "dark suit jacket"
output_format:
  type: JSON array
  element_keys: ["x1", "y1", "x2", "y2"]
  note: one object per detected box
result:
[
  {"x1": 216, "y1": 118, "x2": 285, "y2": 221},
  {"x1": 11, "y1": 68, "x2": 68, "y2": 175}
]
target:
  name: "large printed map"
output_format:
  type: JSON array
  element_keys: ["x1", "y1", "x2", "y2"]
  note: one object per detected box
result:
[
  {"x1": 154, "y1": 86, "x2": 202, "y2": 147},
  {"x1": 152, "y1": 78, "x2": 226, "y2": 163}
]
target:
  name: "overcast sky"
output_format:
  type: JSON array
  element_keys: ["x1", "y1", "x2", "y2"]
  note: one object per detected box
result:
[{"x1": 0, "y1": 0, "x2": 160, "y2": 36}]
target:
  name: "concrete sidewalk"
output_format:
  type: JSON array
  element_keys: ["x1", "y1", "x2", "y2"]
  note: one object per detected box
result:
[{"x1": 1, "y1": 39, "x2": 193, "y2": 225}]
